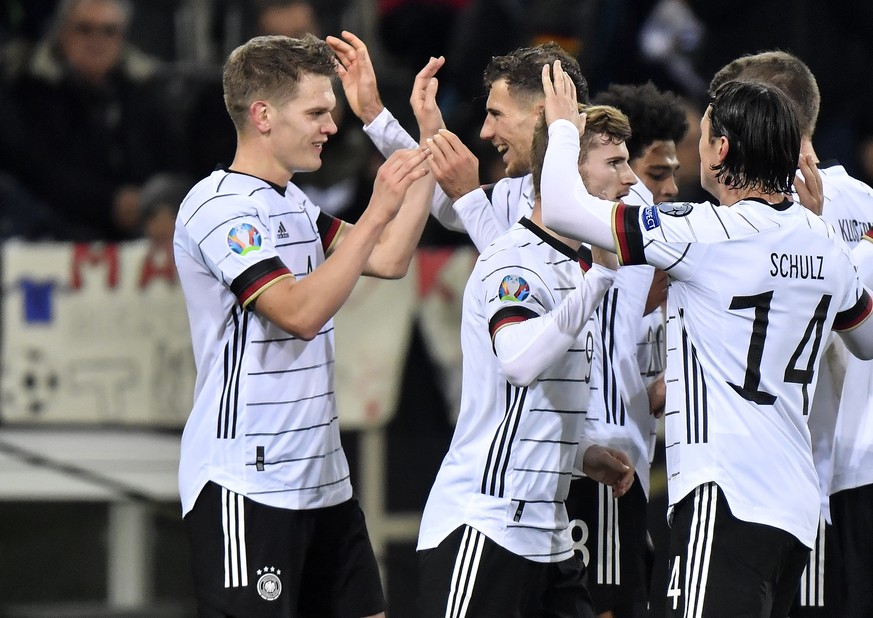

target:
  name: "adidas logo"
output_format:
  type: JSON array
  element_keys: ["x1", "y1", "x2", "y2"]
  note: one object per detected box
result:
[{"x1": 276, "y1": 221, "x2": 289, "y2": 239}]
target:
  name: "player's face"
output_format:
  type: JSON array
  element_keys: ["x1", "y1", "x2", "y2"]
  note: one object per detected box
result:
[
  {"x1": 698, "y1": 107, "x2": 720, "y2": 198},
  {"x1": 632, "y1": 140, "x2": 680, "y2": 204},
  {"x1": 271, "y1": 73, "x2": 338, "y2": 174},
  {"x1": 480, "y1": 79, "x2": 541, "y2": 178},
  {"x1": 579, "y1": 138, "x2": 636, "y2": 201}
]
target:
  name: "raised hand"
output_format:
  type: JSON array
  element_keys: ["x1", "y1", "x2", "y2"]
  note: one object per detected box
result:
[
  {"x1": 326, "y1": 30, "x2": 383, "y2": 124},
  {"x1": 411, "y1": 55, "x2": 446, "y2": 141},
  {"x1": 369, "y1": 147, "x2": 432, "y2": 221},
  {"x1": 426, "y1": 129, "x2": 480, "y2": 201},
  {"x1": 794, "y1": 153, "x2": 823, "y2": 216},
  {"x1": 541, "y1": 60, "x2": 585, "y2": 134}
]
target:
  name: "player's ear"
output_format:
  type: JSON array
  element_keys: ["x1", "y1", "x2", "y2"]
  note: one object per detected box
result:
[
  {"x1": 250, "y1": 101, "x2": 272, "y2": 135},
  {"x1": 716, "y1": 135, "x2": 729, "y2": 163}
]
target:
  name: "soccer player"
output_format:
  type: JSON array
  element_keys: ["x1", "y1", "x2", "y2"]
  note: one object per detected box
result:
[
  {"x1": 416, "y1": 108, "x2": 635, "y2": 617},
  {"x1": 708, "y1": 50, "x2": 873, "y2": 617},
  {"x1": 539, "y1": 63, "x2": 873, "y2": 618},
  {"x1": 173, "y1": 34, "x2": 435, "y2": 617},
  {"x1": 593, "y1": 81, "x2": 689, "y2": 206},
  {"x1": 831, "y1": 228, "x2": 873, "y2": 617},
  {"x1": 326, "y1": 30, "x2": 589, "y2": 245},
  {"x1": 329, "y1": 35, "x2": 672, "y2": 615}
]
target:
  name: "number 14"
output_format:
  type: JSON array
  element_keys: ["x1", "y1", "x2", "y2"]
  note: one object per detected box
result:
[{"x1": 727, "y1": 291, "x2": 831, "y2": 415}]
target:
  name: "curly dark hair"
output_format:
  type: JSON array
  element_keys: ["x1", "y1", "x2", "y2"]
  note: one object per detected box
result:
[
  {"x1": 483, "y1": 42, "x2": 589, "y2": 105},
  {"x1": 707, "y1": 80, "x2": 800, "y2": 194},
  {"x1": 592, "y1": 82, "x2": 688, "y2": 161}
]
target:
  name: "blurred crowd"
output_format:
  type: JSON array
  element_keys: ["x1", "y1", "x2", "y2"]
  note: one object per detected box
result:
[{"x1": 1, "y1": 0, "x2": 872, "y2": 245}]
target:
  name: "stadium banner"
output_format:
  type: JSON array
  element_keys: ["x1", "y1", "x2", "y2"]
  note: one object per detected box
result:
[{"x1": 0, "y1": 241, "x2": 468, "y2": 429}]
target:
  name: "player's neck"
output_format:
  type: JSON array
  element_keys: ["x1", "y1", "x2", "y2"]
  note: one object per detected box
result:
[
  {"x1": 720, "y1": 186, "x2": 785, "y2": 207},
  {"x1": 230, "y1": 145, "x2": 293, "y2": 187},
  {"x1": 531, "y1": 200, "x2": 582, "y2": 250}
]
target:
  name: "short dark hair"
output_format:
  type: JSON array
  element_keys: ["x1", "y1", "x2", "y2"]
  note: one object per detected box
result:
[
  {"x1": 223, "y1": 34, "x2": 336, "y2": 130},
  {"x1": 592, "y1": 82, "x2": 688, "y2": 161},
  {"x1": 708, "y1": 51, "x2": 819, "y2": 138},
  {"x1": 530, "y1": 105, "x2": 631, "y2": 199},
  {"x1": 707, "y1": 80, "x2": 800, "y2": 194},
  {"x1": 483, "y1": 42, "x2": 589, "y2": 106}
]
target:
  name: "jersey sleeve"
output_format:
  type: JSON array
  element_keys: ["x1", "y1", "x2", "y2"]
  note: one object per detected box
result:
[
  {"x1": 478, "y1": 247, "x2": 551, "y2": 346},
  {"x1": 184, "y1": 193, "x2": 291, "y2": 310},
  {"x1": 613, "y1": 201, "x2": 711, "y2": 281}
]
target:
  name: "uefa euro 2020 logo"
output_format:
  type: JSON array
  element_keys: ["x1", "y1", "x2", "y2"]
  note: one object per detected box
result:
[
  {"x1": 227, "y1": 223, "x2": 263, "y2": 256},
  {"x1": 499, "y1": 274, "x2": 530, "y2": 302}
]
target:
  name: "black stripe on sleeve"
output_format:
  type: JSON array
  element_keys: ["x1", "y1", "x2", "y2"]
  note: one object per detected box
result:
[
  {"x1": 229, "y1": 256, "x2": 290, "y2": 306},
  {"x1": 834, "y1": 289, "x2": 873, "y2": 331},
  {"x1": 489, "y1": 306, "x2": 539, "y2": 339}
]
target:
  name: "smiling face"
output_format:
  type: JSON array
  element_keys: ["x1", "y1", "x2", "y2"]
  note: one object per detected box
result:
[
  {"x1": 480, "y1": 79, "x2": 542, "y2": 178},
  {"x1": 632, "y1": 140, "x2": 680, "y2": 203},
  {"x1": 579, "y1": 137, "x2": 637, "y2": 201},
  {"x1": 269, "y1": 73, "x2": 338, "y2": 174}
]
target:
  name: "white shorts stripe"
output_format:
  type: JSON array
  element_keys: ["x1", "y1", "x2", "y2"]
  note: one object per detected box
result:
[
  {"x1": 221, "y1": 487, "x2": 248, "y2": 588},
  {"x1": 799, "y1": 515, "x2": 826, "y2": 606},
  {"x1": 684, "y1": 484, "x2": 716, "y2": 618},
  {"x1": 445, "y1": 526, "x2": 484, "y2": 618},
  {"x1": 596, "y1": 483, "x2": 621, "y2": 585}
]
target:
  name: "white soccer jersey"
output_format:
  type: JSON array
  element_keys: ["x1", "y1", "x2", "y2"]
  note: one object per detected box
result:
[
  {"x1": 612, "y1": 198, "x2": 873, "y2": 548},
  {"x1": 418, "y1": 218, "x2": 607, "y2": 562},
  {"x1": 802, "y1": 162, "x2": 873, "y2": 518},
  {"x1": 174, "y1": 169, "x2": 352, "y2": 516},
  {"x1": 830, "y1": 230, "x2": 873, "y2": 495},
  {"x1": 582, "y1": 180, "x2": 661, "y2": 495},
  {"x1": 819, "y1": 161, "x2": 873, "y2": 245}
]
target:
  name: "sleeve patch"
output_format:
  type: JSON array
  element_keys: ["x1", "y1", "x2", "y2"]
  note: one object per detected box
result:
[
  {"x1": 641, "y1": 205, "x2": 661, "y2": 231},
  {"x1": 227, "y1": 223, "x2": 263, "y2": 255},
  {"x1": 658, "y1": 202, "x2": 694, "y2": 217},
  {"x1": 499, "y1": 275, "x2": 530, "y2": 301}
]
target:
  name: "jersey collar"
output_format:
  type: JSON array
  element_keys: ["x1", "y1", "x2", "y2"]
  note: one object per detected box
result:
[{"x1": 518, "y1": 217, "x2": 578, "y2": 260}]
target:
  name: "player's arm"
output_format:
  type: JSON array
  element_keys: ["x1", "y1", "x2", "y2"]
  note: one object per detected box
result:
[
  {"x1": 253, "y1": 148, "x2": 430, "y2": 339},
  {"x1": 328, "y1": 31, "x2": 466, "y2": 232},
  {"x1": 837, "y1": 233, "x2": 873, "y2": 359},
  {"x1": 539, "y1": 62, "x2": 619, "y2": 250},
  {"x1": 492, "y1": 264, "x2": 615, "y2": 386}
]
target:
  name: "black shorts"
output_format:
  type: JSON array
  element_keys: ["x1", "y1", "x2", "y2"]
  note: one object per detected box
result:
[
  {"x1": 789, "y1": 515, "x2": 839, "y2": 617},
  {"x1": 666, "y1": 482, "x2": 809, "y2": 618},
  {"x1": 830, "y1": 484, "x2": 873, "y2": 617},
  {"x1": 564, "y1": 474, "x2": 651, "y2": 617},
  {"x1": 184, "y1": 481, "x2": 385, "y2": 618},
  {"x1": 417, "y1": 525, "x2": 595, "y2": 618}
]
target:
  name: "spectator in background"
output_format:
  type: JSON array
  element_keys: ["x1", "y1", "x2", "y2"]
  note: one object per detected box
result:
[
  {"x1": 253, "y1": 0, "x2": 320, "y2": 38},
  {"x1": 138, "y1": 172, "x2": 193, "y2": 246},
  {"x1": 1, "y1": 0, "x2": 182, "y2": 241}
]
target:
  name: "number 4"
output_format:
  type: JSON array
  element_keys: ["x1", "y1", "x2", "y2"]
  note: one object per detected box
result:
[{"x1": 667, "y1": 555, "x2": 682, "y2": 610}]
